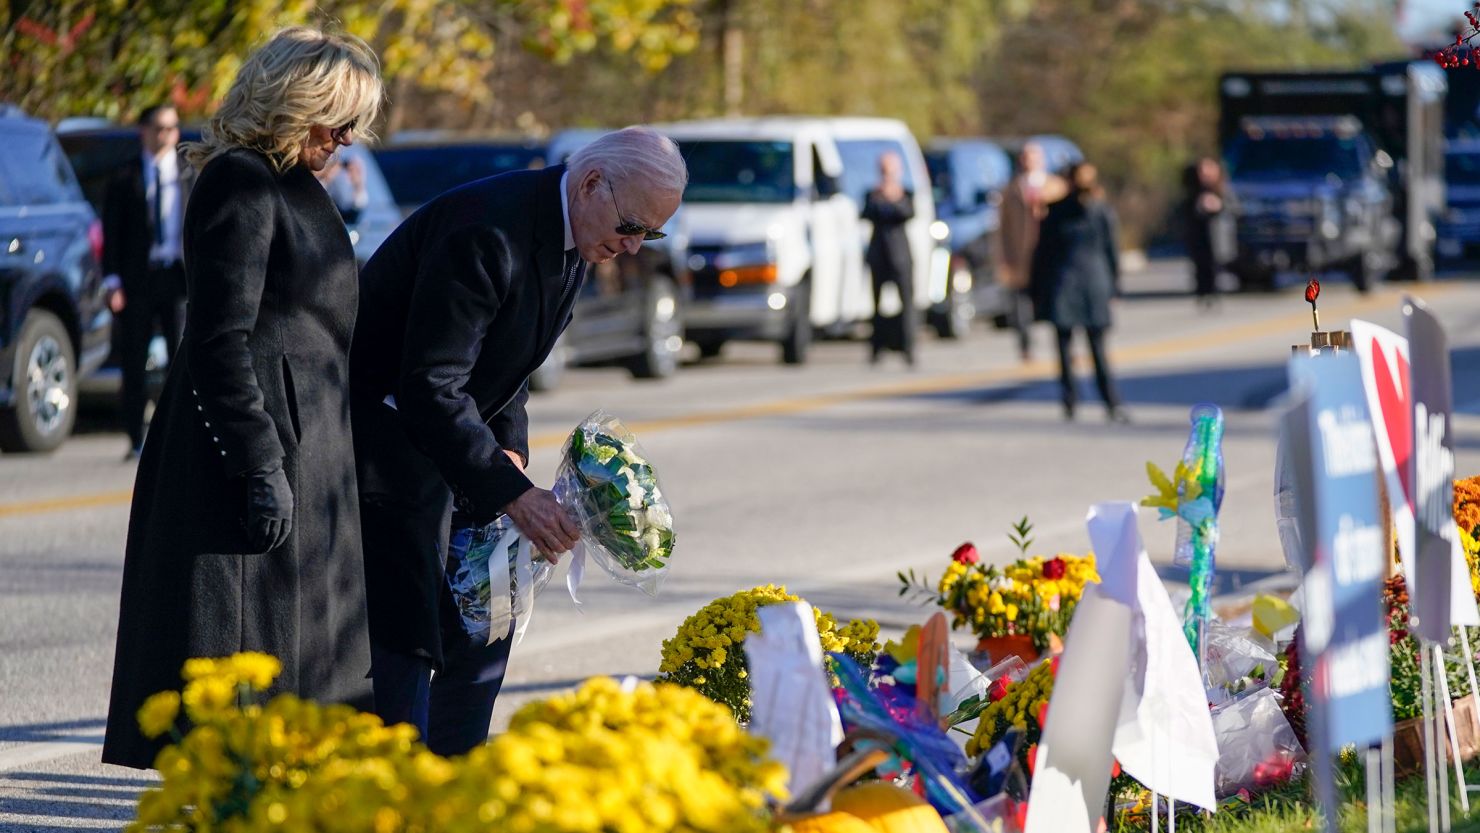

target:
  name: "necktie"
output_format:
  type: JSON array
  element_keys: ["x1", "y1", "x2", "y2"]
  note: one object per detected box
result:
[
  {"x1": 561, "y1": 248, "x2": 583, "y2": 298},
  {"x1": 152, "y1": 165, "x2": 164, "y2": 247}
]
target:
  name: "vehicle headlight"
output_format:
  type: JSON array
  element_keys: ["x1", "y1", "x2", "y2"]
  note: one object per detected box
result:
[{"x1": 929, "y1": 220, "x2": 950, "y2": 241}]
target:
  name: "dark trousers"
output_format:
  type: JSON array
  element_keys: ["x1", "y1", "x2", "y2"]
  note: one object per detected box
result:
[
  {"x1": 869, "y1": 274, "x2": 916, "y2": 359},
  {"x1": 1191, "y1": 248, "x2": 1218, "y2": 299},
  {"x1": 370, "y1": 580, "x2": 515, "y2": 757},
  {"x1": 1055, "y1": 325, "x2": 1120, "y2": 411},
  {"x1": 1010, "y1": 289, "x2": 1034, "y2": 358},
  {"x1": 120, "y1": 263, "x2": 186, "y2": 449}
]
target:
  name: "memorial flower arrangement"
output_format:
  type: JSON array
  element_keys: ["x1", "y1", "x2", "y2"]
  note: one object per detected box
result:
[
  {"x1": 964, "y1": 658, "x2": 1055, "y2": 764},
  {"x1": 129, "y1": 654, "x2": 788, "y2": 833},
  {"x1": 899, "y1": 520, "x2": 1099, "y2": 652},
  {"x1": 658, "y1": 584, "x2": 881, "y2": 722}
]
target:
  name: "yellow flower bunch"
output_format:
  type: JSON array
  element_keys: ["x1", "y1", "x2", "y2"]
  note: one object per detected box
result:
[
  {"x1": 1463, "y1": 524, "x2": 1480, "y2": 603},
  {"x1": 965, "y1": 659, "x2": 1055, "y2": 759},
  {"x1": 658, "y1": 585, "x2": 881, "y2": 722},
  {"x1": 929, "y1": 554, "x2": 1098, "y2": 650},
  {"x1": 131, "y1": 656, "x2": 789, "y2": 833}
]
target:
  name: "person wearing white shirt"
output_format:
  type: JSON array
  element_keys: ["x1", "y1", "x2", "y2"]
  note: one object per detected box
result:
[{"x1": 102, "y1": 104, "x2": 195, "y2": 457}]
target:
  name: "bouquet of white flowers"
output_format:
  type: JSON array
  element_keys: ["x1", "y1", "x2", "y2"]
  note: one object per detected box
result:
[
  {"x1": 446, "y1": 411, "x2": 675, "y2": 644},
  {"x1": 554, "y1": 410, "x2": 675, "y2": 595}
]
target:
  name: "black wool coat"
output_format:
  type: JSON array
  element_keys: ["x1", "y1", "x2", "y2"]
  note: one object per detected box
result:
[
  {"x1": 863, "y1": 189, "x2": 915, "y2": 289},
  {"x1": 349, "y1": 164, "x2": 582, "y2": 666},
  {"x1": 103, "y1": 148, "x2": 372, "y2": 769},
  {"x1": 1030, "y1": 196, "x2": 1120, "y2": 331}
]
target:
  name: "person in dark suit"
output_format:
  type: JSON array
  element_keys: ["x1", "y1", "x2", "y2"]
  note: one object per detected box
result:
[
  {"x1": 863, "y1": 151, "x2": 917, "y2": 366},
  {"x1": 1181, "y1": 156, "x2": 1226, "y2": 308},
  {"x1": 103, "y1": 27, "x2": 384, "y2": 770},
  {"x1": 1030, "y1": 162, "x2": 1128, "y2": 424},
  {"x1": 103, "y1": 104, "x2": 196, "y2": 457},
  {"x1": 349, "y1": 126, "x2": 686, "y2": 756}
]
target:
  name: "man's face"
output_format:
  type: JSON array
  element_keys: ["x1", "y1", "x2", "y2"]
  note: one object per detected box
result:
[
  {"x1": 141, "y1": 108, "x2": 180, "y2": 157},
  {"x1": 569, "y1": 170, "x2": 681, "y2": 264},
  {"x1": 878, "y1": 151, "x2": 903, "y2": 183},
  {"x1": 1020, "y1": 144, "x2": 1045, "y2": 175}
]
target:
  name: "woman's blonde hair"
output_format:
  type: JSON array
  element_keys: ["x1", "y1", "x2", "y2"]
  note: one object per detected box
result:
[{"x1": 185, "y1": 26, "x2": 383, "y2": 172}]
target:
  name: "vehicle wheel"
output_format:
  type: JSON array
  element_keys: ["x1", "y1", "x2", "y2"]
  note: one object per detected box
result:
[
  {"x1": 780, "y1": 284, "x2": 812, "y2": 366},
  {"x1": 694, "y1": 339, "x2": 725, "y2": 360},
  {"x1": 529, "y1": 341, "x2": 566, "y2": 393},
  {"x1": 628, "y1": 278, "x2": 682, "y2": 380},
  {"x1": 932, "y1": 284, "x2": 976, "y2": 340},
  {"x1": 0, "y1": 309, "x2": 77, "y2": 454}
]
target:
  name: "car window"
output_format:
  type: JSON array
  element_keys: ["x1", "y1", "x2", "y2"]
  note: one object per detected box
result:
[
  {"x1": 924, "y1": 150, "x2": 952, "y2": 208},
  {"x1": 372, "y1": 144, "x2": 546, "y2": 207},
  {"x1": 677, "y1": 140, "x2": 796, "y2": 204},
  {"x1": 1227, "y1": 134, "x2": 1368, "y2": 181},
  {"x1": 1, "y1": 128, "x2": 83, "y2": 206},
  {"x1": 833, "y1": 139, "x2": 916, "y2": 207}
]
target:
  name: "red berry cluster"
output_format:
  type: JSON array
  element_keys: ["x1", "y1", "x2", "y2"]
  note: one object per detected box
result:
[{"x1": 1434, "y1": 4, "x2": 1480, "y2": 69}]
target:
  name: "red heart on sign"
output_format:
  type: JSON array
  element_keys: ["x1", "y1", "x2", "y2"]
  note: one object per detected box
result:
[{"x1": 1371, "y1": 338, "x2": 1413, "y2": 504}]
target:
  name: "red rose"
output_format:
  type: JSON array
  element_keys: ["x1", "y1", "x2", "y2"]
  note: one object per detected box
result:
[
  {"x1": 1043, "y1": 557, "x2": 1067, "y2": 579},
  {"x1": 951, "y1": 543, "x2": 979, "y2": 565},
  {"x1": 987, "y1": 678, "x2": 1011, "y2": 702}
]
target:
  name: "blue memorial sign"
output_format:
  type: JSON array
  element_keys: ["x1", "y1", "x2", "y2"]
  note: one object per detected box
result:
[{"x1": 1288, "y1": 352, "x2": 1392, "y2": 752}]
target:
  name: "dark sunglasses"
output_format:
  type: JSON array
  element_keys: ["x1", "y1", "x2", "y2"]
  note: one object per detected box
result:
[
  {"x1": 606, "y1": 179, "x2": 666, "y2": 241},
  {"x1": 329, "y1": 119, "x2": 358, "y2": 144}
]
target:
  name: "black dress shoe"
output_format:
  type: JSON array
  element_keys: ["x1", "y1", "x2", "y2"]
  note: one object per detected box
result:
[
  {"x1": 1063, "y1": 403, "x2": 1076, "y2": 421},
  {"x1": 1107, "y1": 407, "x2": 1131, "y2": 425}
]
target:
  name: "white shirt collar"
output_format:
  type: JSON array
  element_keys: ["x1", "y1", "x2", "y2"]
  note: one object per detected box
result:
[
  {"x1": 143, "y1": 148, "x2": 177, "y2": 178},
  {"x1": 559, "y1": 171, "x2": 574, "y2": 251}
]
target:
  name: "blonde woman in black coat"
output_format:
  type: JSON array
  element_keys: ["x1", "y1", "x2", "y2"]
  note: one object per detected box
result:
[
  {"x1": 103, "y1": 27, "x2": 384, "y2": 769},
  {"x1": 1030, "y1": 163, "x2": 1129, "y2": 424}
]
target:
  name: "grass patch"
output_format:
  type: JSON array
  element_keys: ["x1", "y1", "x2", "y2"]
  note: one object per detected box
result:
[{"x1": 1111, "y1": 761, "x2": 1480, "y2": 832}]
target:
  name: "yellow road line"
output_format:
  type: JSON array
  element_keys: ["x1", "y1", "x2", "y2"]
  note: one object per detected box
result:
[
  {"x1": 0, "y1": 284, "x2": 1456, "y2": 518},
  {"x1": 0, "y1": 488, "x2": 133, "y2": 519}
]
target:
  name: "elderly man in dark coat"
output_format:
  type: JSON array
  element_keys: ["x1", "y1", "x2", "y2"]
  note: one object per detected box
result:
[{"x1": 349, "y1": 126, "x2": 686, "y2": 756}]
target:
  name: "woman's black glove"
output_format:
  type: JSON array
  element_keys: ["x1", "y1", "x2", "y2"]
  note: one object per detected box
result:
[{"x1": 243, "y1": 466, "x2": 294, "y2": 551}]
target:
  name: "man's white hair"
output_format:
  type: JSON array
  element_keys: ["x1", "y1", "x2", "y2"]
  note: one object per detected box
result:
[{"x1": 568, "y1": 126, "x2": 688, "y2": 197}]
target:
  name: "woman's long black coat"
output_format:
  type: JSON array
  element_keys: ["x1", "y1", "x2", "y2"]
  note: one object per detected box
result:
[
  {"x1": 1030, "y1": 196, "x2": 1120, "y2": 331},
  {"x1": 103, "y1": 148, "x2": 371, "y2": 768}
]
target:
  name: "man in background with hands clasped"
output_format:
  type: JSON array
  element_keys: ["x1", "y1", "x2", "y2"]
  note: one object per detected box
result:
[{"x1": 348, "y1": 126, "x2": 686, "y2": 755}]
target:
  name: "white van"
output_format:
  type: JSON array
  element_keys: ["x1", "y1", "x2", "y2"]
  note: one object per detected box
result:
[
  {"x1": 824, "y1": 118, "x2": 967, "y2": 338},
  {"x1": 657, "y1": 118, "x2": 869, "y2": 364}
]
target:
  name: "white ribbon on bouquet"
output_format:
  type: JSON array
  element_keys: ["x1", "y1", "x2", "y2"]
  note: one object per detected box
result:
[{"x1": 486, "y1": 526, "x2": 589, "y2": 646}]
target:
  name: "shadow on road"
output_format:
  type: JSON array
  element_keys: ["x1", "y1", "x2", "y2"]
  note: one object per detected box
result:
[
  {"x1": 0, "y1": 718, "x2": 105, "y2": 745},
  {"x1": 905, "y1": 346, "x2": 1480, "y2": 425}
]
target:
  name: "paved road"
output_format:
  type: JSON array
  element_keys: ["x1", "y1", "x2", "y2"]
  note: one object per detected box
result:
[{"x1": 3, "y1": 260, "x2": 1479, "y2": 830}]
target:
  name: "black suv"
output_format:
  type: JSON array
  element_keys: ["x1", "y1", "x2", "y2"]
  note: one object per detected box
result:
[
  {"x1": 0, "y1": 108, "x2": 111, "y2": 453},
  {"x1": 373, "y1": 136, "x2": 684, "y2": 389}
]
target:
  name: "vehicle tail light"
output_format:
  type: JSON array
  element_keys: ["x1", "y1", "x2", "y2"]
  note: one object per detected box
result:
[
  {"x1": 88, "y1": 219, "x2": 104, "y2": 265},
  {"x1": 718, "y1": 264, "x2": 778, "y2": 287}
]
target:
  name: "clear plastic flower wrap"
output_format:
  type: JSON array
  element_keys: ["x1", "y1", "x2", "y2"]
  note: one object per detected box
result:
[
  {"x1": 446, "y1": 515, "x2": 556, "y2": 644},
  {"x1": 553, "y1": 410, "x2": 675, "y2": 596}
]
